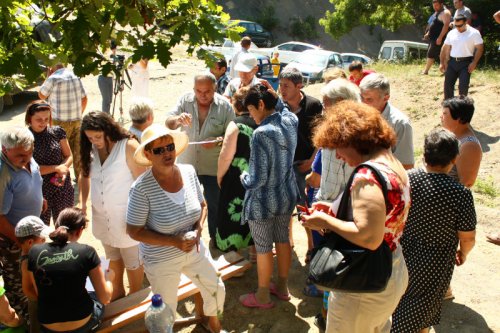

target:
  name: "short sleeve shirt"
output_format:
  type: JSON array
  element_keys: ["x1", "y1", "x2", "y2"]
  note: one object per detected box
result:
[
  {"x1": 126, "y1": 165, "x2": 205, "y2": 264},
  {"x1": 28, "y1": 242, "x2": 100, "y2": 324},
  {"x1": 382, "y1": 103, "x2": 415, "y2": 166},
  {"x1": 166, "y1": 93, "x2": 234, "y2": 176},
  {"x1": 444, "y1": 25, "x2": 483, "y2": 58},
  {"x1": 39, "y1": 68, "x2": 86, "y2": 121},
  {"x1": 0, "y1": 154, "x2": 43, "y2": 227}
]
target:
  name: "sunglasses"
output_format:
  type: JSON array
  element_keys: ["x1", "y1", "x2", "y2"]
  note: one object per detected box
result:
[
  {"x1": 454, "y1": 23, "x2": 465, "y2": 28},
  {"x1": 149, "y1": 143, "x2": 175, "y2": 155}
]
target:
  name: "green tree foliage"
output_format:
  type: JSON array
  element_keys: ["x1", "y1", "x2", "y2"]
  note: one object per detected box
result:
[
  {"x1": 319, "y1": 0, "x2": 423, "y2": 39},
  {"x1": 0, "y1": 0, "x2": 239, "y2": 96},
  {"x1": 290, "y1": 16, "x2": 319, "y2": 41}
]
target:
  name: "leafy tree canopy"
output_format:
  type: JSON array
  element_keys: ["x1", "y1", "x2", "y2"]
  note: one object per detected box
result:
[
  {"x1": 319, "y1": 0, "x2": 427, "y2": 39},
  {"x1": 0, "y1": 0, "x2": 240, "y2": 96}
]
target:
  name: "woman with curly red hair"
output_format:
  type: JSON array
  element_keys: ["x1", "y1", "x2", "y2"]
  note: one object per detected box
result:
[{"x1": 302, "y1": 101, "x2": 411, "y2": 333}]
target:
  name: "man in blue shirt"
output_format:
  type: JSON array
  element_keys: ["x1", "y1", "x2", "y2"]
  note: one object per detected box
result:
[{"x1": 0, "y1": 127, "x2": 43, "y2": 327}]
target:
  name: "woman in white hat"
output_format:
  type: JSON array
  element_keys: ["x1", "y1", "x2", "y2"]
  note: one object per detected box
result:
[
  {"x1": 127, "y1": 124, "x2": 226, "y2": 333},
  {"x1": 80, "y1": 111, "x2": 146, "y2": 301}
]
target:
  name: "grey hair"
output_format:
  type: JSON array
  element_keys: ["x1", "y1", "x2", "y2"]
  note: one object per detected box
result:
[
  {"x1": 194, "y1": 72, "x2": 216, "y2": 85},
  {"x1": 128, "y1": 97, "x2": 154, "y2": 124},
  {"x1": 359, "y1": 73, "x2": 390, "y2": 96},
  {"x1": 279, "y1": 67, "x2": 303, "y2": 85},
  {"x1": 0, "y1": 126, "x2": 35, "y2": 150},
  {"x1": 321, "y1": 79, "x2": 361, "y2": 103},
  {"x1": 424, "y1": 128, "x2": 459, "y2": 167}
]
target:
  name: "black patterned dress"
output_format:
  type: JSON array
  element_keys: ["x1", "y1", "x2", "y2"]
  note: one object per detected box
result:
[
  {"x1": 215, "y1": 115, "x2": 257, "y2": 251},
  {"x1": 391, "y1": 168, "x2": 476, "y2": 332},
  {"x1": 31, "y1": 126, "x2": 74, "y2": 225}
]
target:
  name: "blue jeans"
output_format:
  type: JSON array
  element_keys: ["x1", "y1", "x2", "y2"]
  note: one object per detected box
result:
[
  {"x1": 198, "y1": 175, "x2": 220, "y2": 240},
  {"x1": 293, "y1": 163, "x2": 308, "y2": 206},
  {"x1": 97, "y1": 75, "x2": 113, "y2": 114}
]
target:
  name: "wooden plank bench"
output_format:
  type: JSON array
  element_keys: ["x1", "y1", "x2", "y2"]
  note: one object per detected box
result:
[{"x1": 97, "y1": 251, "x2": 251, "y2": 332}]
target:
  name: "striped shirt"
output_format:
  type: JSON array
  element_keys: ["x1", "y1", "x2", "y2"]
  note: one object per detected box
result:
[
  {"x1": 39, "y1": 68, "x2": 86, "y2": 121},
  {"x1": 126, "y1": 164, "x2": 204, "y2": 264}
]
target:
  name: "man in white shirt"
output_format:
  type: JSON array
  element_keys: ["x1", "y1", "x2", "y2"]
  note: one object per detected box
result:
[{"x1": 440, "y1": 14, "x2": 483, "y2": 99}]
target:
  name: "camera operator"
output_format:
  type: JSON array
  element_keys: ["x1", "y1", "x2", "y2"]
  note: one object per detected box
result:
[{"x1": 97, "y1": 40, "x2": 117, "y2": 114}]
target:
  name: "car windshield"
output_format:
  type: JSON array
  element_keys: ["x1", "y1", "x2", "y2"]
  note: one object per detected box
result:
[{"x1": 294, "y1": 53, "x2": 328, "y2": 67}]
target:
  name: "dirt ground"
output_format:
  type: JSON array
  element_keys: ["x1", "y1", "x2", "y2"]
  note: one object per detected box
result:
[{"x1": 0, "y1": 45, "x2": 499, "y2": 332}]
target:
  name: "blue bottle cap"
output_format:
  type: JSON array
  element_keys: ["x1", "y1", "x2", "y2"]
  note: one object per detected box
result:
[{"x1": 151, "y1": 294, "x2": 163, "y2": 307}]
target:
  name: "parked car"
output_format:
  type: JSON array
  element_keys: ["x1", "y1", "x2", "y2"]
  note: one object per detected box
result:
[
  {"x1": 341, "y1": 53, "x2": 372, "y2": 69},
  {"x1": 203, "y1": 39, "x2": 273, "y2": 78},
  {"x1": 271, "y1": 41, "x2": 321, "y2": 65},
  {"x1": 284, "y1": 49, "x2": 342, "y2": 84},
  {"x1": 231, "y1": 20, "x2": 273, "y2": 47},
  {"x1": 378, "y1": 40, "x2": 428, "y2": 62}
]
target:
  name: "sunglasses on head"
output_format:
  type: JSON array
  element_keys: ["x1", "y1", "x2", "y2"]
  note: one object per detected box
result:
[{"x1": 149, "y1": 143, "x2": 175, "y2": 155}]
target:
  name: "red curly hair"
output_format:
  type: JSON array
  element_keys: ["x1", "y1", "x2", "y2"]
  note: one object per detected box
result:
[{"x1": 313, "y1": 100, "x2": 396, "y2": 155}]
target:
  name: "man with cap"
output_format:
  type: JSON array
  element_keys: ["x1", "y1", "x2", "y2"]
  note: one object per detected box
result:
[
  {"x1": 440, "y1": 13, "x2": 483, "y2": 99},
  {"x1": 15, "y1": 216, "x2": 51, "y2": 333},
  {"x1": 0, "y1": 127, "x2": 43, "y2": 326},
  {"x1": 223, "y1": 53, "x2": 261, "y2": 101},
  {"x1": 165, "y1": 73, "x2": 234, "y2": 248}
]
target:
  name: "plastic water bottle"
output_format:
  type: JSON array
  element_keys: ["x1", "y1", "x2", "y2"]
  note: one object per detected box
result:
[{"x1": 144, "y1": 294, "x2": 175, "y2": 333}]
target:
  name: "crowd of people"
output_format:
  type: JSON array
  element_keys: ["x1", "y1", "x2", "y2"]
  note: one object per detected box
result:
[{"x1": 0, "y1": 9, "x2": 494, "y2": 332}]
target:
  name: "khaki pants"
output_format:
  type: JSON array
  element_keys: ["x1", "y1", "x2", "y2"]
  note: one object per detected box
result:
[
  {"x1": 52, "y1": 119, "x2": 81, "y2": 180},
  {"x1": 326, "y1": 246, "x2": 409, "y2": 333}
]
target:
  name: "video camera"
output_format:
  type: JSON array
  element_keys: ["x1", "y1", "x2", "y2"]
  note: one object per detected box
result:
[{"x1": 113, "y1": 54, "x2": 126, "y2": 71}]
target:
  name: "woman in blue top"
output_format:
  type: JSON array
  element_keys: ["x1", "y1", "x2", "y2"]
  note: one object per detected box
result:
[{"x1": 239, "y1": 84, "x2": 300, "y2": 309}]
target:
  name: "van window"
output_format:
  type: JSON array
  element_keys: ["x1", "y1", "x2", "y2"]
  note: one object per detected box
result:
[
  {"x1": 255, "y1": 24, "x2": 264, "y2": 33},
  {"x1": 408, "y1": 47, "x2": 419, "y2": 60},
  {"x1": 380, "y1": 47, "x2": 391, "y2": 60},
  {"x1": 393, "y1": 47, "x2": 404, "y2": 60}
]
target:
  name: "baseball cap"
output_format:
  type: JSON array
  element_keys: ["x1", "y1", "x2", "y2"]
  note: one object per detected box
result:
[
  {"x1": 15, "y1": 216, "x2": 52, "y2": 238},
  {"x1": 234, "y1": 53, "x2": 258, "y2": 73}
]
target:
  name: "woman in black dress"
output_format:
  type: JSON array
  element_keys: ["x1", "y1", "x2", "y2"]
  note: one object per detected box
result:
[
  {"x1": 25, "y1": 100, "x2": 74, "y2": 225},
  {"x1": 391, "y1": 128, "x2": 476, "y2": 333},
  {"x1": 216, "y1": 87, "x2": 257, "y2": 255}
]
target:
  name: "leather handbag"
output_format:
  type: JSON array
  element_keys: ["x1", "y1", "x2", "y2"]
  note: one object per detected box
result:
[{"x1": 308, "y1": 162, "x2": 393, "y2": 293}]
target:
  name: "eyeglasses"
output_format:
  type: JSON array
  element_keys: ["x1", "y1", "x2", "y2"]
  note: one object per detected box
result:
[{"x1": 149, "y1": 143, "x2": 175, "y2": 155}]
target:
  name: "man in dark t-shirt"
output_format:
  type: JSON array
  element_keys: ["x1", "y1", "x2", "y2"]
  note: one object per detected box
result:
[{"x1": 422, "y1": 0, "x2": 451, "y2": 74}]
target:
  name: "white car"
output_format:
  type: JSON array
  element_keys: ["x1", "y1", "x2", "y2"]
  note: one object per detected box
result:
[
  {"x1": 340, "y1": 53, "x2": 373, "y2": 69},
  {"x1": 204, "y1": 38, "x2": 260, "y2": 61},
  {"x1": 285, "y1": 49, "x2": 342, "y2": 84},
  {"x1": 269, "y1": 41, "x2": 321, "y2": 65}
]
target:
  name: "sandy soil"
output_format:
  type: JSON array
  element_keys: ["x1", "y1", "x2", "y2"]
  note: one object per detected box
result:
[{"x1": 0, "y1": 45, "x2": 498, "y2": 332}]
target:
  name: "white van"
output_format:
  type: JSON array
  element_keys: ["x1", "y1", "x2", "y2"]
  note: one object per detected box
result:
[{"x1": 378, "y1": 40, "x2": 429, "y2": 62}]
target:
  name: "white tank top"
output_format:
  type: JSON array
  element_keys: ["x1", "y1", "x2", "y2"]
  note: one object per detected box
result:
[{"x1": 90, "y1": 138, "x2": 139, "y2": 248}]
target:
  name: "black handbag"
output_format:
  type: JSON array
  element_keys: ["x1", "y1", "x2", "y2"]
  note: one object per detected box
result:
[{"x1": 308, "y1": 162, "x2": 393, "y2": 292}]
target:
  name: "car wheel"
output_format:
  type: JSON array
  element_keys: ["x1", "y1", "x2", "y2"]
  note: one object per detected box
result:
[{"x1": 265, "y1": 39, "x2": 272, "y2": 47}]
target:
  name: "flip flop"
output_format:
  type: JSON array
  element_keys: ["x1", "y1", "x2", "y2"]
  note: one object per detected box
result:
[
  {"x1": 269, "y1": 282, "x2": 291, "y2": 301},
  {"x1": 239, "y1": 293, "x2": 275, "y2": 309},
  {"x1": 486, "y1": 233, "x2": 500, "y2": 246}
]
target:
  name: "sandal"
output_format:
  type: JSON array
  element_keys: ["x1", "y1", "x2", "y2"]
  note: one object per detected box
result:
[
  {"x1": 239, "y1": 293, "x2": 275, "y2": 309},
  {"x1": 486, "y1": 233, "x2": 500, "y2": 246},
  {"x1": 303, "y1": 283, "x2": 323, "y2": 298},
  {"x1": 269, "y1": 282, "x2": 291, "y2": 301}
]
